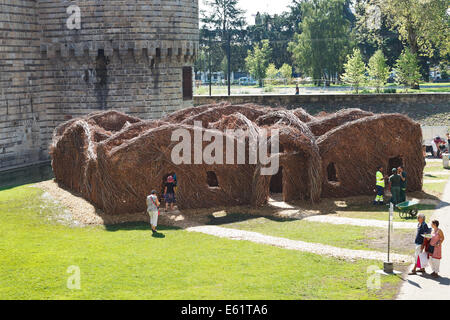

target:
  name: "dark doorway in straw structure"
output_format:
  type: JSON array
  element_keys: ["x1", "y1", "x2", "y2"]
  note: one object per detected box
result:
[
  {"x1": 206, "y1": 171, "x2": 219, "y2": 187},
  {"x1": 388, "y1": 157, "x2": 403, "y2": 174},
  {"x1": 269, "y1": 166, "x2": 283, "y2": 194},
  {"x1": 327, "y1": 162, "x2": 338, "y2": 182}
]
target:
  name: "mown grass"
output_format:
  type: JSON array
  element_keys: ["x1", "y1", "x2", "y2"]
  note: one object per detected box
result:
[
  {"x1": 422, "y1": 161, "x2": 449, "y2": 195},
  {"x1": 0, "y1": 185, "x2": 404, "y2": 300},
  {"x1": 222, "y1": 215, "x2": 415, "y2": 256}
]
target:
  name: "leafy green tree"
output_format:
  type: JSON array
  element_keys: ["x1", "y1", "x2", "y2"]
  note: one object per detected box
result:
[
  {"x1": 395, "y1": 49, "x2": 422, "y2": 91},
  {"x1": 201, "y1": 0, "x2": 247, "y2": 89},
  {"x1": 288, "y1": 0, "x2": 352, "y2": 85},
  {"x1": 341, "y1": 48, "x2": 367, "y2": 93},
  {"x1": 245, "y1": 40, "x2": 272, "y2": 87},
  {"x1": 367, "y1": 50, "x2": 390, "y2": 92},
  {"x1": 248, "y1": 11, "x2": 298, "y2": 68},
  {"x1": 352, "y1": 0, "x2": 404, "y2": 66},
  {"x1": 382, "y1": 0, "x2": 449, "y2": 58},
  {"x1": 279, "y1": 64, "x2": 293, "y2": 83},
  {"x1": 265, "y1": 64, "x2": 279, "y2": 84}
]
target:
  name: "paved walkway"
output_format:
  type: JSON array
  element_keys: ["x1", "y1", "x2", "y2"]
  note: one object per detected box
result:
[
  {"x1": 303, "y1": 215, "x2": 417, "y2": 229},
  {"x1": 187, "y1": 225, "x2": 411, "y2": 263},
  {"x1": 397, "y1": 180, "x2": 450, "y2": 300}
]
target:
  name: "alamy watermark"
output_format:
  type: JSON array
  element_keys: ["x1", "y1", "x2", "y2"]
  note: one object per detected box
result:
[
  {"x1": 366, "y1": 265, "x2": 381, "y2": 290},
  {"x1": 171, "y1": 121, "x2": 280, "y2": 175},
  {"x1": 67, "y1": 265, "x2": 81, "y2": 290},
  {"x1": 66, "y1": 4, "x2": 81, "y2": 30}
]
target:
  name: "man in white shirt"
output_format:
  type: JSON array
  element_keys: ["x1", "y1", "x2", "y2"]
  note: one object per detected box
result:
[{"x1": 146, "y1": 190, "x2": 160, "y2": 234}]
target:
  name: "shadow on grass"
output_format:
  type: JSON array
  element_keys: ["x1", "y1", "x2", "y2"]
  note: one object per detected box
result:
[
  {"x1": 104, "y1": 221, "x2": 181, "y2": 233},
  {"x1": 204, "y1": 212, "x2": 297, "y2": 226}
]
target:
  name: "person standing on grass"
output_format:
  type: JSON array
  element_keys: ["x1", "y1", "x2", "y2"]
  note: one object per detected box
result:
[
  {"x1": 398, "y1": 166, "x2": 407, "y2": 203},
  {"x1": 147, "y1": 190, "x2": 160, "y2": 234},
  {"x1": 389, "y1": 168, "x2": 402, "y2": 205},
  {"x1": 408, "y1": 213, "x2": 430, "y2": 275},
  {"x1": 429, "y1": 220, "x2": 445, "y2": 278},
  {"x1": 164, "y1": 175, "x2": 176, "y2": 212},
  {"x1": 374, "y1": 165, "x2": 386, "y2": 205}
]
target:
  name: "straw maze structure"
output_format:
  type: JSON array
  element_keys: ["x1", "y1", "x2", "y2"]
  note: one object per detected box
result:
[{"x1": 51, "y1": 103, "x2": 425, "y2": 214}]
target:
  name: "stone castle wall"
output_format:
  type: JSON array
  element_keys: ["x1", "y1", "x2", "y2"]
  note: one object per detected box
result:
[{"x1": 0, "y1": 0, "x2": 199, "y2": 170}]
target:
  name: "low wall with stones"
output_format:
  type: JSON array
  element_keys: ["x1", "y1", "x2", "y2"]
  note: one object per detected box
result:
[{"x1": 194, "y1": 93, "x2": 450, "y2": 125}]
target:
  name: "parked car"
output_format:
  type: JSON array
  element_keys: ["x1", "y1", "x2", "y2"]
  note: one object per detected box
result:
[{"x1": 238, "y1": 77, "x2": 257, "y2": 86}]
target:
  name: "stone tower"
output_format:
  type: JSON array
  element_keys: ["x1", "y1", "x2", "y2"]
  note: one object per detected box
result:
[{"x1": 0, "y1": 0, "x2": 199, "y2": 170}]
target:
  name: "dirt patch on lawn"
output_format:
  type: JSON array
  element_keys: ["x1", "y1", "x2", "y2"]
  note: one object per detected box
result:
[{"x1": 363, "y1": 228, "x2": 416, "y2": 256}]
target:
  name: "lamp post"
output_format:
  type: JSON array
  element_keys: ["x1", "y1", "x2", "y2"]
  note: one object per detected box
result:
[
  {"x1": 227, "y1": 29, "x2": 231, "y2": 96},
  {"x1": 384, "y1": 202, "x2": 394, "y2": 273},
  {"x1": 208, "y1": 29, "x2": 212, "y2": 97}
]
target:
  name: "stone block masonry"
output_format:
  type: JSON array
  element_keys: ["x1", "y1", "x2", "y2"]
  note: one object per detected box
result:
[
  {"x1": 0, "y1": 0, "x2": 199, "y2": 170},
  {"x1": 195, "y1": 93, "x2": 450, "y2": 126}
]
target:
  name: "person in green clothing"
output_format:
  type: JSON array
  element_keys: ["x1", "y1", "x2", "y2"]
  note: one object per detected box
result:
[
  {"x1": 398, "y1": 166, "x2": 407, "y2": 203},
  {"x1": 389, "y1": 168, "x2": 402, "y2": 205}
]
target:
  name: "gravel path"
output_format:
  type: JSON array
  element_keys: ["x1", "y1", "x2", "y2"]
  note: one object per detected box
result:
[
  {"x1": 303, "y1": 215, "x2": 417, "y2": 229},
  {"x1": 187, "y1": 225, "x2": 411, "y2": 263}
]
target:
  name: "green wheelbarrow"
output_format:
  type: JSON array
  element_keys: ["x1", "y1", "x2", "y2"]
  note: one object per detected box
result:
[{"x1": 395, "y1": 199, "x2": 419, "y2": 219}]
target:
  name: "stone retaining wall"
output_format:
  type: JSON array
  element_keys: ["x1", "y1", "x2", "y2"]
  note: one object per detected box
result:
[{"x1": 194, "y1": 93, "x2": 450, "y2": 117}]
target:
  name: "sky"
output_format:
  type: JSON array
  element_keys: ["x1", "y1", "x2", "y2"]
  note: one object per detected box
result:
[{"x1": 199, "y1": 0, "x2": 294, "y2": 24}]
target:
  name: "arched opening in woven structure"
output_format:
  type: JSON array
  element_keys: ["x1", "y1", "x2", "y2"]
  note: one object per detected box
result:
[
  {"x1": 327, "y1": 162, "x2": 338, "y2": 182},
  {"x1": 206, "y1": 171, "x2": 219, "y2": 187},
  {"x1": 388, "y1": 157, "x2": 403, "y2": 174},
  {"x1": 269, "y1": 166, "x2": 283, "y2": 194}
]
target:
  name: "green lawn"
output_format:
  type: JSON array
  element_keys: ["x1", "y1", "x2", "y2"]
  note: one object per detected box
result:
[
  {"x1": 221, "y1": 215, "x2": 415, "y2": 256},
  {"x1": 0, "y1": 185, "x2": 403, "y2": 300},
  {"x1": 422, "y1": 161, "x2": 449, "y2": 195},
  {"x1": 423, "y1": 181, "x2": 448, "y2": 195}
]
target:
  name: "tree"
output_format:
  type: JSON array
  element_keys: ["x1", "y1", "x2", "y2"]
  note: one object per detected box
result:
[
  {"x1": 201, "y1": 0, "x2": 247, "y2": 94},
  {"x1": 382, "y1": 0, "x2": 449, "y2": 58},
  {"x1": 341, "y1": 48, "x2": 367, "y2": 93},
  {"x1": 367, "y1": 50, "x2": 390, "y2": 92},
  {"x1": 395, "y1": 49, "x2": 421, "y2": 91},
  {"x1": 245, "y1": 40, "x2": 272, "y2": 87},
  {"x1": 288, "y1": 0, "x2": 352, "y2": 85},
  {"x1": 279, "y1": 63, "x2": 293, "y2": 83},
  {"x1": 352, "y1": 0, "x2": 404, "y2": 66},
  {"x1": 266, "y1": 64, "x2": 279, "y2": 84},
  {"x1": 247, "y1": 11, "x2": 298, "y2": 68}
]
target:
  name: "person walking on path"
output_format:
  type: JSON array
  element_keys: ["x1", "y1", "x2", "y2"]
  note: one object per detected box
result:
[
  {"x1": 398, "y1": 166, "x2": 407, "y2": 203},
  {"x1": 146, "y1": 190, "x2": 160, "y2": 234},
  {"x1": 374, "y1": 166, "x2": 386, "y2": 205},
  {"x1": 389, "y1": 168, "x2": 402, "y2": 205},
  {"x1": 429, "y1": 220, "x2": 445, "y2": 278},
  {"x1": 408, "y1": 213, "x2": 430, "y2": 275},
  {"x1": 164, "y1": 175, "x2": 176, "y2": 212}
]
